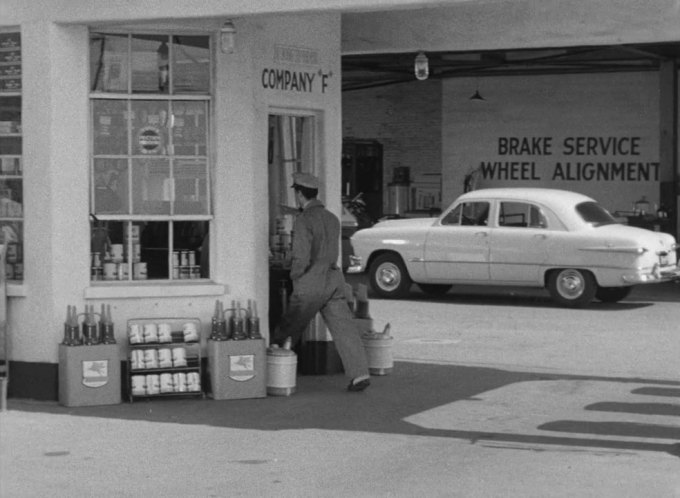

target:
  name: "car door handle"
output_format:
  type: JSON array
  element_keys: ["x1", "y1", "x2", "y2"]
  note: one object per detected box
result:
[
  {"x1": 533, "y1": 233, "x2": 547, "y2": 240},
  {"x1": 475, "y1": 231, "x2": 488, "y2": 237}
]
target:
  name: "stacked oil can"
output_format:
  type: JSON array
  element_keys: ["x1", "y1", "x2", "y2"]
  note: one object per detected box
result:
[
  {"x1": 91, "y1": 226, "x2": 148, "y2": 281},
  {"x1": 172, "y1": 250, "x2": 201, "y2": 280}
]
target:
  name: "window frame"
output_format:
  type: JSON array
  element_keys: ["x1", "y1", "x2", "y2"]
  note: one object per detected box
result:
[
  {"x1": 0, "y1": 28, "x2": 23, "y2": 283},
  {"x1": 88, "y1": 31, "x2": 214, "y2": 285}
]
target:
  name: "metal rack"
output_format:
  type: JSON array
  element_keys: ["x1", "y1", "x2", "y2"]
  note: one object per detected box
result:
[{"x1": 126, "y1": 317, "x2": 203, "y2": 402}]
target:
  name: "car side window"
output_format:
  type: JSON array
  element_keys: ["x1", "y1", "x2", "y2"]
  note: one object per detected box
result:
[
  {"x1": 441, "y1": 202, "x2": 489, "y2": 226},
  {"x1": 499, "y1": 202, "x2": 547, "y2": 228}
]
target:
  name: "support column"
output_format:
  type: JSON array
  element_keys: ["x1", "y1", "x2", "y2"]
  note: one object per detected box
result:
[{"x1": 658, "y1": 60, "x2": 677, "y2": 237}]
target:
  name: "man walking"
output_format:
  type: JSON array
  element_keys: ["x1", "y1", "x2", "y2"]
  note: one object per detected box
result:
[{"x1": 274, "y1": 172, "x2": 371, "y2": 392}]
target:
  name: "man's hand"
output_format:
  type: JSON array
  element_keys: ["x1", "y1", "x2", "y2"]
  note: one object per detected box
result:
[{"x1": 279, "y1": 204, "x2": 300, "y2": 216}]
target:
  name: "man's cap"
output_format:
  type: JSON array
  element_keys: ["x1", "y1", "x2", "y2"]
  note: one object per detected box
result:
[{"x1": 291, "y1": 172, "x2": 320, "y2": 189}]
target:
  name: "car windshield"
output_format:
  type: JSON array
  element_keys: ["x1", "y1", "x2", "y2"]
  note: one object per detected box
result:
[{"x1": 575, "y1": 201, "x2": 618, "y2": 227}]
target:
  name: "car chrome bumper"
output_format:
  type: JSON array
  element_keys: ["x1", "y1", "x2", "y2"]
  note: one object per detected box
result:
[
  {"x1": 346, "y1": 255, "x2": 364, "y2": 274},
  {"x1": 622, "y1": 264, "x2": 680, "y2": 284}
]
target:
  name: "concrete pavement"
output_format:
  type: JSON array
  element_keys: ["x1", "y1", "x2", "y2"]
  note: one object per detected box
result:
[
  {"x1": 2, "y1": 360, "x2": 680, "y2": 497},
  {"x1": 2, "y1": 281, "x2": 680, "y2": 497}
]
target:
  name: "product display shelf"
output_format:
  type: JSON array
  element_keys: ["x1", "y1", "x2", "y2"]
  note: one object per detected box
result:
[{"x1": 126, "y1": 318, "x2": 203, "y2": 402}]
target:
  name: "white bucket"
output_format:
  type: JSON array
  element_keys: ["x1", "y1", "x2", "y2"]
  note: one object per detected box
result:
[
  {"x1": 362, "y1": 336, "x2": 393, "y2": 375},
  {"x1": 266, "y1": 348, "x2": 297, "y2": 396}
]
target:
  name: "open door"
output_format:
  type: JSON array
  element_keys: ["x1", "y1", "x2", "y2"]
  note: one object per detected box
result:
[{"x1": 267, "y1": 113, "x2": 316, "y2": 336}]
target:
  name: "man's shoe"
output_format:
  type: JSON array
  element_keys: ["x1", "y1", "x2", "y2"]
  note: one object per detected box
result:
[{"x1": 347, "y1": 378, "x2": 371, "y2": 392}]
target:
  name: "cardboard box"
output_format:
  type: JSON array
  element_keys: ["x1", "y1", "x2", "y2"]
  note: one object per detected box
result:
[
  {"x1": 58, "y1": 344, "x2": 121, "y2": 407},
  {"x1": 207, "y1": 339, "x2": 266, "y2": 400}
]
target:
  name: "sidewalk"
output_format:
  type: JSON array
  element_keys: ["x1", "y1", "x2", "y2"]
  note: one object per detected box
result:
[{"x1": 2, "y1": 360, "x2": 680, "y2": 497}]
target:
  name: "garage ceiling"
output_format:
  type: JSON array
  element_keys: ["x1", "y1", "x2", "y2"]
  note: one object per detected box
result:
[{"x1": 342, "y1": 42, "x2": 680, "y2": 92}]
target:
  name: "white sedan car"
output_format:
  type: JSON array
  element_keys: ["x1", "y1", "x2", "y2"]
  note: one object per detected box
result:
[{"x1": 349, "y1": 188, "x2": 680, "y2": 307}]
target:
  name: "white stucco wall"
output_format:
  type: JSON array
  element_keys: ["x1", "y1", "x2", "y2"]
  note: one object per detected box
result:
[{"x1": 7, "y1": 11, "x2": 342, "y2": 365}]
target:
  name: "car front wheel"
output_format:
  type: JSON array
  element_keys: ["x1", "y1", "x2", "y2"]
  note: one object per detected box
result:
[
  {"x1": 547, "y1": 268, "x2": 597, "y2": 307},
  {"x1": 368, "y1": 253, "x2": 412, "y2": 299},
  {"x1": 595, "y1": 286, "x2": 632, "y2": 303}
]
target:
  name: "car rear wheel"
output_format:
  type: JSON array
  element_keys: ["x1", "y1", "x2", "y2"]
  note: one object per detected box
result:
[
  {"x1": 595, "y1": 286, "x2": 632, "y2": 303},
  {"x1": 417, "y1": 283, "x2": 452, "y2": 296},
  {"x1": 369, "y1": 253, "x2": 412, "y2": 299},
  {"x1": 547, "y1": 268, "x2": 597, "y2": 307}
]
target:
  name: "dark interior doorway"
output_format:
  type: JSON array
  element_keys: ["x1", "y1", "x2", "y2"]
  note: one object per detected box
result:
[{"x1": 341, "y1": 139, "x2": 383, "y2": 223}]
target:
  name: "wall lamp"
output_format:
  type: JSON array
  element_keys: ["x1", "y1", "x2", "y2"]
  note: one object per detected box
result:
[
  {"x1": 220, "y1": 21, "x2": 236, "y2": 54},
  {"x1": 414, "y1": 52, "x2": 429, "y2": 81}
]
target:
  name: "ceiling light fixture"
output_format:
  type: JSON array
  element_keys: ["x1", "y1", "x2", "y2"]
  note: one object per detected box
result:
[
  {"x1": 414, "y1": 52, "x2": 429, "y2": 81},
  {"x1": 220, "y1": 21, "x2": 236, "y2": 54},
  {"x1": 469, "y1": 89, "x2": 485, "y2": 101}
]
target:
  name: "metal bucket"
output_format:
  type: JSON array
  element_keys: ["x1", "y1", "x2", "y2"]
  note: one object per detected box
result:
[
  {"x1": 362, "y1": 336, "x2": 393, "y2": 375},
  {"x1": 266, "y1": 348, "x2": 297, "y2": 396}
]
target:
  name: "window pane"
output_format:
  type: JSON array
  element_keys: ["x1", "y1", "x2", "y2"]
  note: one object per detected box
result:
[
  {"x1": 462, "y1": 202, "x2": 489, "y2": 226},
  {"x1": 0, "y1": 96, "x2": 20, "y2": 125},
  {"x1": 0, "y1": 96, "x2": 21, "y2": 154},
  {"x1": 90, "y1": 33, "x2": 129, "y2": 93},
  {"x1": 500, "y1": 202, "x2": 527, "y2": 227},
  {"x1": 172, "y1": 100, "x2": 207, "y2": 156},
  {"x1": 0, "y1": 157, "x2": 20, "y2": 175},
  {"x1": 0, "y1": 32, "x2": 21, "y2": 92},
  {"x1": 0, "y1": 220, "x2": 23, "y2": 280},
  {"x1": 172, "y1": 36, "x2": 210, "y2": 94},
  {"x1": 91, "y1": 221, "x2": 151, "y2": 281},
  {"x1": 174, "y1": 159, "x2": 208, "y2": 215},
  {"x1": 131, "y1": 100, "x2": 169, "y2": 155},
  {"x1": 132, "y1": 157, "x2": 170, "y2": 215},
  {"x1": 93, "y1": 158, "x2": 129, "y2": 214},
  {"x1": 92, "y1": 100, "x2": 128, "y2": 155},
  {"x1": 174, "y1": 221, "x2": 209, "y2": 278},
  {"x1": 441, "y1": 204, "x2": 461, "y2": 225},
  {"x1": 576, "y1": 201, "x2": 617, "y2": 227},
  {"x1": 131, "y1": 34, "x2": 169, "y2": 94},
  {"x1": 0, "y1": 178, "x2": 22, "y2": 217},
  {"x1": 140, "y1": 221, "x2": 169, "y2": 279}
]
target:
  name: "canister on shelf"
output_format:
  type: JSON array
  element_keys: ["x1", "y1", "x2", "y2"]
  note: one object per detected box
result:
[
  {"x1": 103, "y1": 262, "x2": 117, "y2": 280},
  {"x1": 146, "y1": 374, "x2": 160, "y2": 394},
  {"x1": 117, "y1": 262, "x2": 128, "y2": 280},
  {"x1": 133, "y1": 262, "x2": 147, "y2": 280},
  {"x1": 143, "y1": 348, "x2": 159, "y2": 369},
  {"x1": 172, "y1": 347, "x2": 187, "y2": 367},
  {"x1": 173, "y1": 372, "x2": 187, "y2": 392},
  {"x1": 160, "y1": 373, "x2": 174, "y2": 393}
]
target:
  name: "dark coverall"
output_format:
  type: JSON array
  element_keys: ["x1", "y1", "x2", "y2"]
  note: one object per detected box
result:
[{"x1": 274, "y1": 199, "x2": 369, "y2": 380}]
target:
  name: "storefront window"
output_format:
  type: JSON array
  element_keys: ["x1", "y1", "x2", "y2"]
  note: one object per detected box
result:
[
  {"x1": 0, "y1": 30, "x2": 23, "y2": 282},
  {"x1": 89, "y1": 32, "x2": 211, "y2": 283}
]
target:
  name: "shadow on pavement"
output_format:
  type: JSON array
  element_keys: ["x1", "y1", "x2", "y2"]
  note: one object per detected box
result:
[{"x1": 9, "y1": 360, "x2": 680, "y2": 457}]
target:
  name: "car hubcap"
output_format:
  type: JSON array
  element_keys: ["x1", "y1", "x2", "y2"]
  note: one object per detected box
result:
[
  {"x1": 377, "y1": 263, "x2": 401, "y2": 291},
  {"x1": 557, "y1": 270, "x2": 585, "y2": 299}
]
